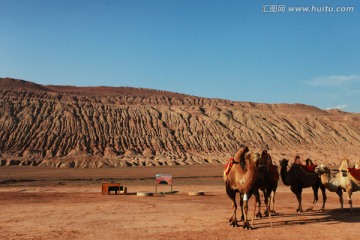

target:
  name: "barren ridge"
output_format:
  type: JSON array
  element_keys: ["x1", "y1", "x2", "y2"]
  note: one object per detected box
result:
[{"x1": 1, "y1": 78, "x2": 359, "y2": 168}]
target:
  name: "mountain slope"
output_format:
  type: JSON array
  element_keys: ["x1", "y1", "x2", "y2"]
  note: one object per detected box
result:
[{"x1": 1, "y1": 78, "x2": 359, "y2": 167}]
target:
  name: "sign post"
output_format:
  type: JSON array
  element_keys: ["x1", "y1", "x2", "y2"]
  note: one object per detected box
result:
[{"x1": 155, "y1": 174, "x2": 173, "y2": 194}]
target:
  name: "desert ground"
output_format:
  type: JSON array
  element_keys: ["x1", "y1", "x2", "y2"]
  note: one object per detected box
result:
[{"x1": 1, "y1": 165, "x2": 359, "y2": 240}]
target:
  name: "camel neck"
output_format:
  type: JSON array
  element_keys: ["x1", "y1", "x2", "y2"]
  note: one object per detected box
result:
[
  {"x1": 280, "y1": 165, "x2": 291, "y2": 186},
  {"x1": 321, "y1": 174, "x2": 340, "y2": 192},
  {"x1": 246, "y1": 160, "x2": 257, "y2": 172}
]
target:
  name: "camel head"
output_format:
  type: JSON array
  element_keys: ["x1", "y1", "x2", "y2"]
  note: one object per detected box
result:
[
  {"x1": 314, "y1": 164, "x2": 331, "y2": 175},
  {"x1": 234, "y1": 145, "x2": 249, "y2": 162},
  {"x1": 261, "y1": 149, "x2": 268, "y2": 156},
  {"x1": 259, "y1": 149, "x2": 271, "y2": 166},
  {"x1": 279, "y1": 158, "x2": 289, "y2": 168}
]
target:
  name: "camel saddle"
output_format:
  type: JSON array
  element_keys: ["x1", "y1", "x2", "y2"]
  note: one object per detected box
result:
[
  {"x1": 348, "y1": 168, "x2": 360, "y2": 182},
  {"x1": 294, "y1": 163, "x2": 317, "y2": 172},
  {"x1": 224, "y1": 158, "x2": 235, "y2": 175}
]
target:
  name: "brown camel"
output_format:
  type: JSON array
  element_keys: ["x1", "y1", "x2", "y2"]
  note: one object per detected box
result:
[
  {"x1": 279, "y1": 157, "x2": 327, "y2": 212},
  {"x1": 254, "y1": 150, "x2": 278, "y2": 219},
  {"x1": 224, "y1": 145, "x2": 259, "y2": 229},
  {"x1": 315, "y1": 159, "x2": 360, "y2": 212}
]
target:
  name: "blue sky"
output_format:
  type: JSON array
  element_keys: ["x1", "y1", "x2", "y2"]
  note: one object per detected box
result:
[{"x1": 1, "y1": 0, "x2": 360, "y2": 112}]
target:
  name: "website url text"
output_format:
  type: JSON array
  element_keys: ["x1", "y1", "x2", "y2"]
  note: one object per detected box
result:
[{"x1": 261, "y1": 5, "x2": 355, "y2": 13}]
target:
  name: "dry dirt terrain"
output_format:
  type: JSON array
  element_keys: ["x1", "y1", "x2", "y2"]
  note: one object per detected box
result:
[
  {"x1": 1, "y1": 78, "x2": 360, "y2": 239},
  {"x1": 1, "y1": 165, "x2": 359, "y2": 240}
]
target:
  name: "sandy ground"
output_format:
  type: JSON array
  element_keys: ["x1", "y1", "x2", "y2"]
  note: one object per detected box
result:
[{"x1": 1, "y1": 165, "x2": 360, "y2": 240}]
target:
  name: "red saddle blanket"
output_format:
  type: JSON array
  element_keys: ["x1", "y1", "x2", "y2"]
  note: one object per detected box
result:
[
  {"x1": 269, "y1": 165, "x2": 279, "y2": 180},
  {"x1": 224, "y1": 158, "x2": 234, "y2": 175},
  {"x1": 348, "y1": 168, "x2": 360, "y2": 181},
  {"x1": 295, "y1": 164, "x2": 317, "y2": 172}
]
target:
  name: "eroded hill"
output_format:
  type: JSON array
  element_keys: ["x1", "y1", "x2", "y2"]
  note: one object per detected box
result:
[{"x1": 1, "y1": 78, "x2": 359, "y2": 168}]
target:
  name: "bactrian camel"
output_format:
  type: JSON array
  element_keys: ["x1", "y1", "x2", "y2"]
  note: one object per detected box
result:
[
  {"x1": 280, "y1": 158, "x2": 327, "y2": 212},
  {"x1": 315, "y1": 159, "x2": 360, "y2": 212},
  {"x1": 224, "y1": 145, "x2": 260, "y2": 229},
  {"x1": 254, "y1": 150, "x2": 278, "y2": 219}
]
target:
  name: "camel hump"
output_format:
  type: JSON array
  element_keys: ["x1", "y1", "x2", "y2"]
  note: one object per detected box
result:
[
  {"x1": 355, "y1": 161, "x2": 360, "y2": 169},
  {"x1": 293, "y1": 163, "x2": 317, "y2": 172},
  {"x1": 305, "y1": 158, "x2": 315, "y2": 166},
  {"x1": 339, "y1": 159, "x2": 350, "y2": 171},
  {"x1": 294, "y1": 155, "x2": 302, "y2": 165},
  {"x1": 292, "y1": 156, "x2": 317, "y2": 172}
]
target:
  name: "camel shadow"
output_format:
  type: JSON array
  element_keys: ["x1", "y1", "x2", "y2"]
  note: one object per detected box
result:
[{"x1": 251, "y1": 207, "x2": 360, "y2": 229}]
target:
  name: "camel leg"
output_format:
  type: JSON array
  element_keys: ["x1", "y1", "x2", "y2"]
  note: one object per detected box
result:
[
  {"x1": 267, "y1": 194, "x2": 273, "y2": 227},
  {"x1": 307, "y1": 185, "x2": 319, "y2": 211},
  {"x1": 239, "y1": 193, "x2": 244, "y2": 222},
  {"x1": 262, "y1": 189, "x2": 273, "y2": 227},
  {"x1": 252, "y1": 189, "x2": 260, "y2": 226},
  {"x1": 254, "y1": 190, "x2": 262, "y2": 219},
  {"x1": 319, "y1": 184, "x2": 327, "y2": 211},
  {"x1": 263, "y1": 190, "x2": 271, "y2": 217},
  {"x1": 270, "y1": 190, "x2": 276, "y2": 215},
  {"x1": 230, "y1": 202, "x2": 238, "y2": 226},
  {"x1": 226, "y1": 188, "x2": 239, "y2": 227},
  {"x1": 336, "y1": 188, "x2": 344, "y2": 209},
  {"x1": 346, "y1": 189, "x2": 353, "y2": 213},
  {"x1": 291, "y1": 186, "x2": 303, "y2": 212},
  {"x1": 252, "y1": 194, "x2": 257, "y2": 226},
  {"x1": 242, "y1": 197, "x2": 252, "y2": 230}
]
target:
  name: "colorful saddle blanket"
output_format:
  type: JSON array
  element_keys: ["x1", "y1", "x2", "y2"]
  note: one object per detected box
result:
[
  {"x1": 294, "y1": 163, "x2": 317, "y2": 172},
  {"x1": 348, "y1": 168, "x2": 360, "y2": 181},
  {"x1": 303, "y1": 164, "x2": 317, "y2": 172},
  {"x1": 224, "y1": 158, "x2": 234, "y2": 175}
]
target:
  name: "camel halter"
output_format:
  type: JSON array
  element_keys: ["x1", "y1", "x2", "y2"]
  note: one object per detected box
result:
[{"x1": 231, "y1": 158, "x2": 240, "y2": 164}]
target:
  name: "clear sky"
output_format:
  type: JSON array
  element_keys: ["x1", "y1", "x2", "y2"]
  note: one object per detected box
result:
[{"x1": 1, "y1": 0, "x2": 360, "y2": 112}]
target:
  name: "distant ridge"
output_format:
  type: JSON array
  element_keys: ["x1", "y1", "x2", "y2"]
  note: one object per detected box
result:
[
  {"x1": 0, "y1": 77, "x2": 53, "y2": 92},
  {"x1": 0, "y1": 77, "x2": 193, "y2": 98},
  {"x1": 1, "y1": 77, "x2": 359, "y2": 168}
]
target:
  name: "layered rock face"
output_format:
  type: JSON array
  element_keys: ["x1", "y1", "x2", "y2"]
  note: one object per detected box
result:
[{"x1": 1, "y1": 78, "x2": 360, "y2": 168}]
